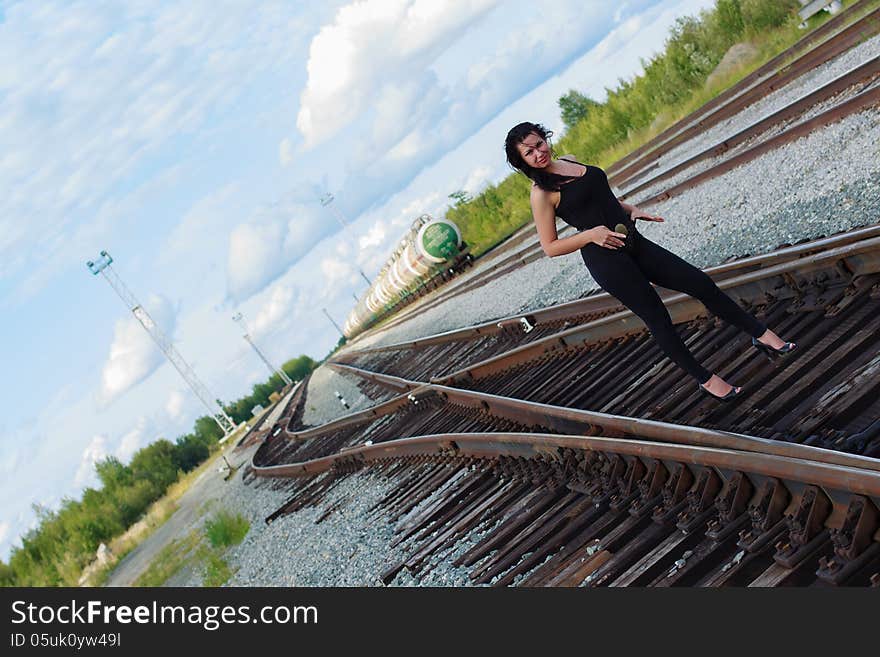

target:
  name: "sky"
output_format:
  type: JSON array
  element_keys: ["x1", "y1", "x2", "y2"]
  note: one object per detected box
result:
[{"x1": 0, "y1": 0, "x2": 717, "y2": 561}]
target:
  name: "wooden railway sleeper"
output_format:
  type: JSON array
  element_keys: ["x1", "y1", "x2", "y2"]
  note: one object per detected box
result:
[
  {"x1": 470, "y1": 491, "x2": 585, "y2": 584},
  {"x1": 791, "y1": 351, "x2": 880, "y2": 437},
  {"x1": 817, "y1": 494, "x2": 880, "y2": 585},
  {"x1": 401, "y1": 476, "x2": 506, "y2": 572},
  {"x1": 491, "y1": 496, "x2": 602, "y2": 587},
  {"x1": 774, "y1": 484, "x2": 832, "y2": 568},
  {"x1": 588, "y1": 519, "x2": 673, "y2": 587},
  {"x1": 825, "y1": 269, "x2": 880, "y2": 318},
  {"x1": 452, "y1": 485, "x2": 560, "y2": 568}
]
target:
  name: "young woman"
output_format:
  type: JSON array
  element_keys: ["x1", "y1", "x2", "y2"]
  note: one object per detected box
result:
[{"x1": 504, "y1": 122, "x2": 796, "y2": 401}]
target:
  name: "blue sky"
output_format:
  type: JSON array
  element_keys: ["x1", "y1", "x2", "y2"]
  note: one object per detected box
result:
[{"x1": 0, "y1": 0, "x2": 716, "y2": 560}]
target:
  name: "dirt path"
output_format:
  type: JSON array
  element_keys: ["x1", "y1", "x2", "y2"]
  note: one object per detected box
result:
[{"x1": 104, "y1": 393, "x2": 291, "y2": 587}]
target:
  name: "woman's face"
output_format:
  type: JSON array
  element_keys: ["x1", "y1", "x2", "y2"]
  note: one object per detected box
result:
[{"x1": 516, "y1": 132, "x2": 550, "y2": 169}]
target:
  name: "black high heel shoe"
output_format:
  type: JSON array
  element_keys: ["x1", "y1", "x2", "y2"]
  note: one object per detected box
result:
[
  {"x1": 752, "y1": 337, "x2": 797, "y2": 362},
  {"x1": 697, "y1": 382, "x2": 743, "y2": 403}
]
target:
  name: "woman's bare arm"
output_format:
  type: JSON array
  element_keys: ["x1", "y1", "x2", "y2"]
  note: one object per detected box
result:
[{"x1": 531, "y1": 186, "x2": 624, "y2": 256}]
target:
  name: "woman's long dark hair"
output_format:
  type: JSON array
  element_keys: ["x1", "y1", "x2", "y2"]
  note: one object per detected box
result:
[{"x1": 504, "y1": 122, "x2": 573, "y2": 191}]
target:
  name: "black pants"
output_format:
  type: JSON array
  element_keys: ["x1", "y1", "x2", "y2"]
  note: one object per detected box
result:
[{"x1": 580, "y1": 230, "x2": 766, "y2": 384}]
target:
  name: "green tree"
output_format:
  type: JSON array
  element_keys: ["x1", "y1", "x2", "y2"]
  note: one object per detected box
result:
[
  {"x1": 129, "y1": 439, "x2": 179, "y2": 493},
  {"x1": 715, "y1": 0, "x2": 745, "y2": 37},
  {"x1": 558, "y1": 90, "x2": 599, "y2": 131},
  {"x1": 741, "y1": 0, "x2": 797, "y2": 32},
  {"x1": 173, "y1": 434, "x2": 210, "y2": 472},
  {"x1": 95, "y1": 456, "x2": 132, "y2": 492},
  {"x1": 0, "y1": 560, "x2": 15, "y2": 586},
  {"x1": 280, "y1": 355, "x2": 317, "y2": 382},
  {"x1": 192, "y1": 416, "x2": 223, "y2": 446}
]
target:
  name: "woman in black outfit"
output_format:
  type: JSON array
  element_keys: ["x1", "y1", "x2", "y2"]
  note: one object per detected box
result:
[{"x1": 505, "y1": 122, "x2": 796, "y2": 401}]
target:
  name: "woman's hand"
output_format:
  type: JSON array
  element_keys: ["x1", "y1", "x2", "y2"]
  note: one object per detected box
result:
[
  {"x1": 588, "y1": 226, "x2": 627, "y2": 249},
  {"x1": 630, "y1": 207, "x2": 664, "y2": 222}
]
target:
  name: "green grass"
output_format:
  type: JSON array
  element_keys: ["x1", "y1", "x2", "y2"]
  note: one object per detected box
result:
[
  {"x1": 587, "y1": 3, "x2": 863, "y2": 171},
  {"x1": 198, "y1": 547, "x2": 234, "y2": 587},
  {"x1": 133, "y1": 531, "x2": 201, "y2": 587},
  {"x1": 204, "y1": 510, "x2": 250, "y2": 549},
  {"x1": 130, "y1": 508, "x2": 250, "y2": 587}
]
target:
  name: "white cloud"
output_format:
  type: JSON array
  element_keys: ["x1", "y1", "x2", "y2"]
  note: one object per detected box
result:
[
  {"x1": 359, "y1": 221, "x2": 387, "y2": 250},
  {"x1": 74, "y1": 434, "x2": 108, "y2": 488},
  {"x1": 297, "y1": 0, "x2": 498, "y2": 147},
  {"x1": 292, "y1": 0, "x2": 644, "y2": 220},
  {"x1": 226, "y1": 220, "x2": 288, "y2": 302},
  {"x1": 249, "y1": 284, "x2": 297, "y2": 338},
  {"x1": 0, "y1": 521, "x2": 9, "y2": 547},
  {"x1": 116, "y1": 418, "x2": 151, "y2": 463},
  {"x1": 99, "y1": 294, "x2": 177, "y2": 405},
  {"x1": 320, "y1": 256, "x2": 356, "y2": 288},
  {"x1": 163, "y1": 183, "x2": 241, "y2": 260},
  {"x1": 165, "y1": 389, "x2": 186, "y2": 422},
  {"x1": 226, "y1": 200, "x2": 333, "y2": 302}
]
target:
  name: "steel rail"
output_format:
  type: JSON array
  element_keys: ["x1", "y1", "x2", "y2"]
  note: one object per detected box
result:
[
  {"x1": 333, "y1": 225, "x2": 880, "y2": 360},
  {"x1": 282, "y1": 379, "x2": 431, "y2": 438},
  {"x1": 433, "y1": 233, "x2": 880, "y2": 384},
  {"x1": 348, "y1": 84, "x2": 880, "y2": 349},
  {"x1": 251, "y1": 430, "x2": 880, "y2": 500},
  {"x1": 344, "y1": 80, "x2": 880, "y2": 348},
  {"x1": 311, "y1": 369, "x2": 880, "y2": 475}
]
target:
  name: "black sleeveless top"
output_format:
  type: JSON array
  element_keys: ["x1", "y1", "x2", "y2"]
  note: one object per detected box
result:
[{"x1": 553, "y1": 159, "x2": 630, "y2": 231}]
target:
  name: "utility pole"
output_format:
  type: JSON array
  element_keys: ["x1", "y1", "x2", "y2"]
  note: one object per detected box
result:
[
  {"x1": 231, "y1": 312, "x2": 293, "y2": 385},
  {"x1": 319, "y1": 191, "x2": 372, "y2": 287},
  {"x1": 87, "y1": 250, "x2": 235, "y2": 435},
  {"x1": 321, "y1": 307, "x2": 345, "y2": 338}
]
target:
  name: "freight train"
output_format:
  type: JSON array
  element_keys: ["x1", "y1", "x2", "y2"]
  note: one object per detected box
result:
[{"x1": 343, "y1": 214, "x2": 469, "y2": 338}]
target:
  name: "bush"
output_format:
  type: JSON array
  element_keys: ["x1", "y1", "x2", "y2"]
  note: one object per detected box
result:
[
  {"x1": 741, "y1": 0, "x2": 798, "y2": 32},
  {"x1": 203, "y1": 510, "x2": 250, "y2": 549}
]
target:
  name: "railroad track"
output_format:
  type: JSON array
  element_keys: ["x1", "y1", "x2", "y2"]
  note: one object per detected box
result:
[
  {"x1": 244, "y1": 380, "x2": 880, "y2": 587},
  {"x1": 242, "y1": 223, "x2": 880, "y2": 586},
  {"x1": 345, "y1": 3, "x2": 880, "y2": 348},
  {"x1": 240, "y1": 9, "x2": 880, "y2": 585},
  {"x1": 332, "y1": 225, "x2": 880, "y2": 392}
]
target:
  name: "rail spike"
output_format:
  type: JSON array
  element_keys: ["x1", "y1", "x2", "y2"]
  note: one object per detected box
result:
[
  {"x1": 630, "y1": 459, "x2": 667, "y2": 518},
  {"x1": 773, "y1": 485, "x2": 832, "y2": 569},
  {"x1": 706, "y1": 471, "x2": 753, "y2": 542},
  {"x1": 652, "y1": 462, "x2": 693, "y2": 524},
  {"x1": 817, "y1": 495, "x2": 880, "y2": 585},
  {"x1": 737, "y1": 477, "x2": 789, "y2": 553},
  {"x1": 677, "y1": 468, "x2": 721, "y2": 534}
]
